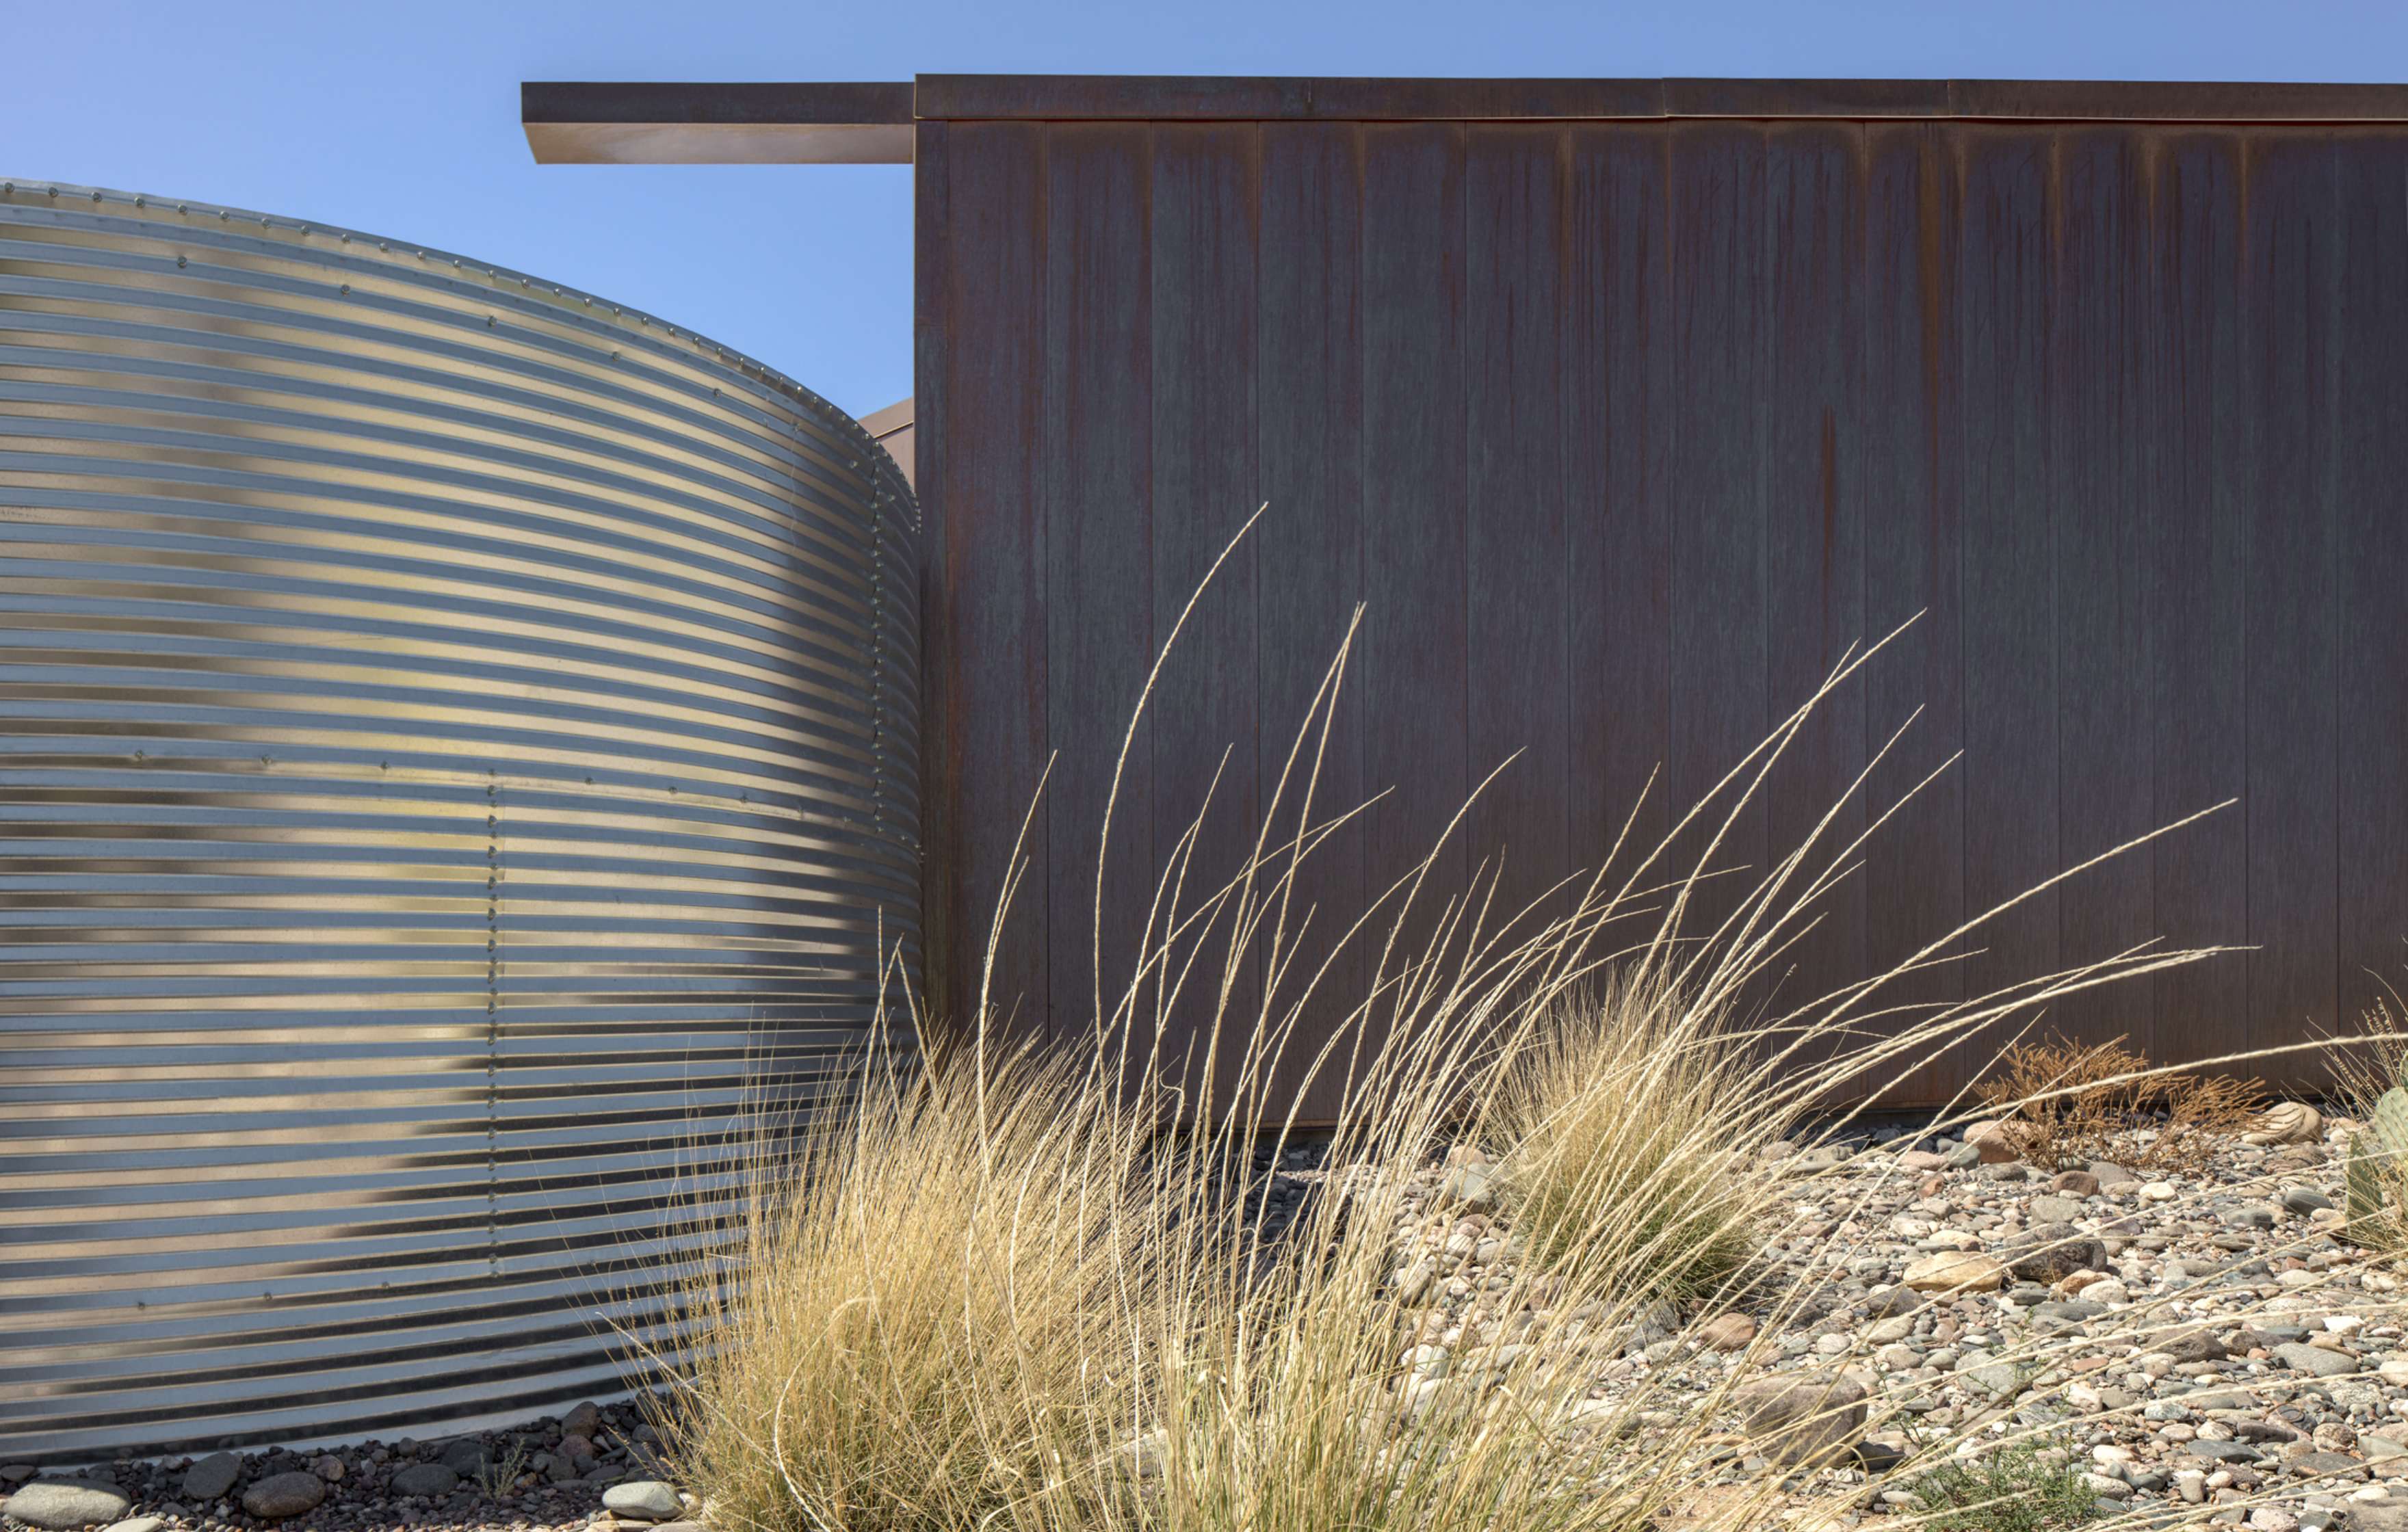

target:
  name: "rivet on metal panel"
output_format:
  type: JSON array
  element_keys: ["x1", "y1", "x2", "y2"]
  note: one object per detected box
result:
[
  {"x1": 175, "y1": 256, "x2": 186, "y2": 268},
  {"x1": 339, "y1": 284, "x2": 350, "y2": 295}
]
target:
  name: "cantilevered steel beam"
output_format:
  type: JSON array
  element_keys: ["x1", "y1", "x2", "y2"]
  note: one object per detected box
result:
[{"x1": 521, "y1": 81, "x2": 914, "y2": 164}]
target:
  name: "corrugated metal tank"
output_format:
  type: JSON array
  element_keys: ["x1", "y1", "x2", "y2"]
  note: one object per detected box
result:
[{"x1": 0, "y1": 180, "x2": 920, "y2": 1460}]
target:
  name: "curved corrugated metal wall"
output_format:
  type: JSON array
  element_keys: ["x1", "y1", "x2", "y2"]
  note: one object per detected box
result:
[{"x1": 0, "y1": 180, "x2": 919, "y2": 1460}]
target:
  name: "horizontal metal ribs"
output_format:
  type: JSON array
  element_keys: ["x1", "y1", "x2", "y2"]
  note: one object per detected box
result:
[{"x1": 0, "y1": 182, "x2": 919, "y2": 1460}]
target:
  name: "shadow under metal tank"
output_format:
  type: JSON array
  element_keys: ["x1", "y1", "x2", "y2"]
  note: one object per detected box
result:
[{"x1": 0, "y1": 181, "x2": 920, "y2": 1460}]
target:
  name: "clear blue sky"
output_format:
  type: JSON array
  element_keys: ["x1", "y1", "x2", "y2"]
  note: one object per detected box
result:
[{"x1": 8, "y1": 0, "x2": 2406, "y2": 419}]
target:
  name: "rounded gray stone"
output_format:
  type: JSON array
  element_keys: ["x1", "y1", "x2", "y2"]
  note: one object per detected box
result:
[
  {"x1": 389, "y1": 1463, "x2": 459, "y2": 1498},
  {"x1": 1, "y1": 1483, "x2": 133, "y2": 1531},
  {"x1": 179, "y1": 1453, "x2": 241, "y2": 1503},
  {"x1": 2275, "y1": 1342, "x2": 2360, "y2": 1379},
  {"x1": 239, "y1": 1471, "x2": 327, "y2": 1520},
  {"x1": 602, "y1": 1481, "x2": 683, "y2": 1521}
]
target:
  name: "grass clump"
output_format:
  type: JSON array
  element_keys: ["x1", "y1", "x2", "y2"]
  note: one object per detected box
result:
[
  {"x1": 1974, "y1": 1032, "x2": 2262, "y2": 1173},
  {"x1": 1911, "y1": 1443, "x2": 2098, "y2": 1532},
  {"x1": 1494, "y1": 975, "x2": 1764, "y2": 1304},
  {"x1": 655, "y1": 518, "x2": 2258, "y2": 1532},
  {"x1": 657, "y1": 1044, "x2": 1150, "y2": 1532}
]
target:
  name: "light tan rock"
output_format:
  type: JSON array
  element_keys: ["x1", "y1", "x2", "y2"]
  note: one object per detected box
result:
[
  {"x1": 1902, "y1": 1252, "x2": 2006, "y2": 1293},
  {"x1": 2245, "y1": 1101, "x2": 2323, "y2": 1146},
  {"x1": 1963, "y1": 1120, "x2": 2021, "y2": 1163},
  {"x1": 1694, "y1": 1312, "x2": 1758, "y2": 1351}
]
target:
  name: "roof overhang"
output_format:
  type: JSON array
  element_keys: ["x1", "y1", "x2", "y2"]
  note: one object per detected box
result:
[
  {"x1": 521, "y1": 77, "x2": 2408, "y2": 166},
  {"x1": 521, "y1": 81, "x2": 914, "y2": 164}
]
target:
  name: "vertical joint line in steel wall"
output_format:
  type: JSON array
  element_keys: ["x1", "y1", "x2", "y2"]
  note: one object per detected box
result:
[
  {"x1": 484, "y1": 770, "x2": 502, "y2": 1282},
  {"x1": 866, "y1": 463, "x2": 890, "y2": 1000}
]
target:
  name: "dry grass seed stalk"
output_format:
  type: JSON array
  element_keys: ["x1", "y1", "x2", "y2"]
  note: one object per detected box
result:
[{"x1": 659, "y1": 519, "x2": 2249, "y2": 1532}]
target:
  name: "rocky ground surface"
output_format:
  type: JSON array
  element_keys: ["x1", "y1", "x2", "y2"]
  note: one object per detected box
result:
[
  {"x1": 12, "y1": 1109, "x2": 2408, "y2": 1532},
  {"x1": 0, "y1": 1399, "x2": 696, "y2": 1532},
  {"x1": 1371, "y1": 1105, "x2": 2408, "y2": 1531}
]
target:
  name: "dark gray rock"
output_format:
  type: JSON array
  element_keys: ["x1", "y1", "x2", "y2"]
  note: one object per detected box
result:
[
  {"x1": 437, "y1": 1439, "x2": 487, "y2": 1476},
  {"x1": 2187, "y1": 1440, "x2": 2261, "y2": 1462},
  {"x1": 179, "y1": 1453, "x2": 240, "y2": 1503},
  {"x1": 389, "y1": 1463, "x2": 459, "y2": 1498},
  {"x1": 2005, "y1": 1223, "x2": 2108, "y2": 1281},
  {"x1": 0, "y1": 1484, "x2": 132, "y2": 1531},
  {"x1": 2223, "y1": 1204, "x2": 2279, "y2": 1230},
  {"x1": 562, "y1": 1401, "x2": 601, "y2": 1440},
  {"x1": 2037, "y1": 1299, "x2": 2107, "y2": 1322},
  {"x1": 2155, "y1": 1328, "x2": 2231, "y2": 1364},
  {"x1": 240, "y1": 1473, "x2": 326, "y2": 1521},
  {"x1": 2283, "y1": 1185, "x2": 2335, "y2": 1215}
]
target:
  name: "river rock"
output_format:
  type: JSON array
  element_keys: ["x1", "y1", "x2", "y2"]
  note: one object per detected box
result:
[
  {"x1": 1695, "y1": 1312, "x2": 1758, "y2": 1351},
  {"x1": 1963, "y1": 1120, "x2": 2021, "y2": 1163},
  {"x1": 1736, "y1": 1371, "x2": 1868, "y2": 1467},
  {"x1": 390, "y1": 1463, "x2": 459, "y2": 1498},
  {"x1": 180, "y1": 1453, "x2": 240, "y2": 1502},
  {"x1": 1, "y1": 1485, "x2": 132, "y2": 1531},
  {"x1": 1437, "y1": 1162, "x2": 1499, "y2": 1213},
  {"x1": 240, "y1": 1472, "x2": 326, "y2": 1520},
  {"x1": 2276, "y1": 1343, "x2": 2360, "y2": 1379},
  {"x1": 1902, "y1": 1252, "x2": 2006, "y2": 1293},
  {"x1": 604, "y1": 1482, "x2": 684, "y2": 1522},
  {"x1": 2006, "y1": 1223, "x2": 2107, "y2": 1281},
  {"x1": 2247, "y1": 1102, "x2": 2324, "y2": 1146}
]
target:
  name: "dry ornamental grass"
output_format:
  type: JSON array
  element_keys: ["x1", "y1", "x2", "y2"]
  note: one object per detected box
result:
[{"x1": 642, "y1": 513, "x2": 2318, "y2": 1532}]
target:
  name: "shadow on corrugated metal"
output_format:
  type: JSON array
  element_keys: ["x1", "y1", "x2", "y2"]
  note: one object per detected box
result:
[{"x1": 0, "y1": 180, "x2": 919, "y2": 1460}]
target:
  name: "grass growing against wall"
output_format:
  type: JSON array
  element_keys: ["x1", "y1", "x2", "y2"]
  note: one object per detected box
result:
[{"x1": 646, "y1": 518, "x2": 2317, "y2": 1532}]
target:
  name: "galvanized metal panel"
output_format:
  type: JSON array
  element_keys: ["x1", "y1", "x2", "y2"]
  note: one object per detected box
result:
[{"x1": 0, "y1": 180, "x2": 919, "y2": 1460}]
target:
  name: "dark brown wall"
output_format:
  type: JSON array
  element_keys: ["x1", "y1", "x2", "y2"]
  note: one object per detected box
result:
[{"x1": 915, "y1": 112, "x2": 2408, "y2": 1107}]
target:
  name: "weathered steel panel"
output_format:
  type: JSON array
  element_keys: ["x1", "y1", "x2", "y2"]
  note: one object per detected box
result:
[
  {"x1": 916, "y1": 111, "x2": 2408, "y2": 1107},
  {"x1": 0, "y1": 181, "x2": 919, "y2": 1457}
]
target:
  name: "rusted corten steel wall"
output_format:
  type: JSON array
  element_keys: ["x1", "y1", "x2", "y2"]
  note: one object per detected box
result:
[{"x1": 911, "y1": 83, "x2": 2408, "y2": 1111}]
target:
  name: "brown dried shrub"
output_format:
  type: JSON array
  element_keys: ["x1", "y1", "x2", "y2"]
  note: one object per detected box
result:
[{"x1": 1975, "y1": 1033, "x2": 2262, "y2": 1173}]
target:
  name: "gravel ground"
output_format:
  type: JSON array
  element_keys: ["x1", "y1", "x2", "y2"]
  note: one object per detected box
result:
[
  {"x1": 1, "y1": 1398, "x2": 693, "y2": 1532},
  {"x1": 10, "y1": 1108, "x2": 2408, "y2": 1532},
  {"x1": 1373, "y1": 1105, "x2": 2408, "y2": 1531}
]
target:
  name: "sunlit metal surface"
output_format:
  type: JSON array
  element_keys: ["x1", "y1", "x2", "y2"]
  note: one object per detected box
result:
[{"x1": 0, "y1": 181, "x2": 919, "y2": 1460}]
